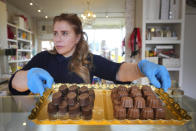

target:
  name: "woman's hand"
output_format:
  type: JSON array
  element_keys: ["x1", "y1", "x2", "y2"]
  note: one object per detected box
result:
[
  {"x1": 138, "y1": 60, "x2": 171, "y2": 92},
  {"x1": 27, "y1": 68, "x2": 54, "y2": 96}
]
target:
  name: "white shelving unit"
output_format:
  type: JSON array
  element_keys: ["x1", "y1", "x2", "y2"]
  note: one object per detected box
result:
[
  {"x1": 7, "y1": 22, "x2": 32, "y2": 73},
  {"x1": 136, "y1": 0, "x2": 186, "y2": 88}
]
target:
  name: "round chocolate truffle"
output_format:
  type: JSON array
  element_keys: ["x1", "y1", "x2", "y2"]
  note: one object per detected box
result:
[
  {"x1": 82, "y1": 105, "x2": 93, "y2": 116},
  {"x1": 79, "y1": 86, "x2": 89, "y2": 94},
  {"x1": 52, "y1": 92, "x2": 62, "y2": 105},
  {"x1": 111, "y1": 87, "x2": 118, "y2": 95},
  {"x1": 89, "y1": 88, "x2": 95, "y2": 100},
  {"x1": 121, "y1": 96, "x2": 133, "y2": 108},
  {"x1": 142, "y1": 86, "x2": 152, "y2": 92},
  {"x1": 134, "y1": 96, "x2": 146, "y2": 108},
  {"x1": 143, "y1": 90, "x2": 155, "y2": 98},
  {"x1": 69, "y1": 102, "x2": 80, "y2": 114},
  {"x1": 79, "y1": 93, "x2": 90, "y2": 107},
  {"x1": 130, "y1": 86, "x2": 140, "y2": 92},
  {"x1": 68, "y1": 85, "x2": 78, "y2": 94},
  {"x1": 127, "y1": 108, "x2": 140, "y2": 119},
  {"x1": 59, "y1": 85, "x2": 68, "y2": 96},
  {"x1": 67, "y1": 92, "x2": 77, "y2": 106},
  {"x1": 140, "y1": 107, "x2": 154, "y2": 120},
  {"x1": 48, "y1": 102, "x2": 58, "y2": 114},
  {"x1": 58, "y1": 100, "x2": 68, "y2": 114}
]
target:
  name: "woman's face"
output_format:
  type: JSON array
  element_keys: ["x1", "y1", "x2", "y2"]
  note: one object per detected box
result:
[{"x1": 53, "y1": 21, "x2": 81, "y2": 57}]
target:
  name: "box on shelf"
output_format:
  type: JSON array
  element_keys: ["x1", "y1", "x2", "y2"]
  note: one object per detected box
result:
[
  {"x1": 13, "y1": 16, "x2": 26, "y2": 29},
  {"x1": 146, "y1": 57, "x2": 159, "y2": 64},
  {"x1": 151, "y1": 37, "x2": 178, "y2": 41},
  {"x1": 162, "y1": 58, "x2": 180, "y2": 68}
]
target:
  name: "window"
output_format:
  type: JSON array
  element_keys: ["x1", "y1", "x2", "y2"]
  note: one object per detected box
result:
[{"x1": 41, "y1": 41, "x2": 54, "y2": 51}]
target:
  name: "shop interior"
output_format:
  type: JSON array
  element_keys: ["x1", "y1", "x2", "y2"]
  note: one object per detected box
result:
[{"x1": 0, "y1": 0, "x2": 196, "y2": 130}]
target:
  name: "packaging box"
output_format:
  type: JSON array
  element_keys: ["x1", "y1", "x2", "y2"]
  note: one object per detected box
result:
[
  {"x1": 14, "y1": 16, "x2": 25, "y2": 29},
  {"x1": 162, "y1": 58, "x2": 180, "y2": 68}
]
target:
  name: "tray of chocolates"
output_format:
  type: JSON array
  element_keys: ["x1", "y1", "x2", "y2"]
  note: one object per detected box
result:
[{"x1": 28, "y1": 83, "x2": 191, "y2": 125}]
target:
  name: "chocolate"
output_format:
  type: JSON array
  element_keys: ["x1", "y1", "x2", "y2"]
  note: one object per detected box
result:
[
  {"x1": 134, "y1": 96, "x2": 146, "y2": 108},
  {"x1": 52, "y1": 92, "x2": 62, "y2": 105},
  {"x1": 67, "y1": 92, "x2": 77, "y2": 106},
  {"x1": 79, "y1": 93, "x2": 90, "y2": 107},
  {"x1": 130, "y1": 86, "x2": 140, "y2": 92},
  {"x1": 113, "y1": 99, "x2": 121, "y2": 105},
  {"x1": 117, "y1": 86, "x2": 128, "y2": 92},
  {"x1": 118, "y1": 91, "x2": 128, "y2": 100},
  {"x1": 48, "y1": 102, "x2": 58, "y2": 114},
  {"x1": 89, "y1": 88, "x2": 95, "y2": 100},
  {"x1": 121, "y1": 97, "x2": 133, "y2": 108},
  {"x1": 154, "y1": 107, "x2": 165, "y2": 119},
  {"x1": 69, "y1": 102, "x2": 80, "y2": 114},
  {"x1": 111, "y1": 87, "x2": 118, "y2": 94},
  {"x1": 130, "y1": 90, "x2": 142, "y2": 98},
  {"x1": 140, "y1": 107, "x2": 154, "y2": 120},
  {"x1": 58, "y1": 100, "x2": 68, "y2": 113},
  {"x1": 69, "y1": 85, "x2": 78, "y2": 94},
  {"x1": 59, "y1": 85, "x2": 68, "y2": 96},
  {"x1": 114, "y1": 105, "x2": 126, "y2": 120},
  {"x1": 79, "y1": 86, "x2": 89, "y2": 94},
  {"x1": 142, "y1": 86, "x2": 152, "y2": 92},
  {"x1": 127, "y1": 108, "x2": 140, "y2": 119},
  {"x1": 82, "y1": 105, "x2": 92, "y2": 116},
  {"x1": 146, "y1": 96, "x2": 160, "y2": 108},
  {"x1": 143, "y1": 90, "x2": 155, "y2": 98}
]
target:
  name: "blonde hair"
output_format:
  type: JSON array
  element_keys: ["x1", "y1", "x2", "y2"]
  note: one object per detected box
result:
[{"x1": 50, "y1": 13, "x2": 92, "y2": 83}]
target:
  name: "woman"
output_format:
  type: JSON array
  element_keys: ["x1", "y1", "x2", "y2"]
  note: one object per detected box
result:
[{"x1": 9, "y1": 13, "x2": 171, "y2": 96}]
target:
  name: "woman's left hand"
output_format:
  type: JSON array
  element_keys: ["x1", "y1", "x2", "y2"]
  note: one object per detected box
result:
[{"x1": 138, "y1": 60, "x2": 171, "y2": 92}]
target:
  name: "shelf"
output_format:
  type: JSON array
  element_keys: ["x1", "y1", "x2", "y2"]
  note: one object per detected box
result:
[
  {"x1": 7, "y1": 23, "x2": 17, "y2": 28},
  {"x1": 145, "y1": 40, "x2": 181, "y2": 44},
  {"x1": 8, "y1": 59, "x2": 30, "y2": 63},
  {"x1": 17, "y1": 27, "x2": 32, "y2": 33},
  {"x1": 145, "y1": 19, "x2": 182, "y2": 24},
  {"x1": 17, "y1": 49, "x2": 32, "y2": 52},
  {"x1": 17, "y1": 38, "x2": 31, "y2": 43},
  {"x1": 167, "y1": 67, "x2": 181, "y2": 71},
  {"x1": 7, "y1": 39, "x2": 17, "y2": 43}
]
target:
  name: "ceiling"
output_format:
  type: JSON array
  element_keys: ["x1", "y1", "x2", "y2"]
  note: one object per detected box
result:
[{"x1": 7, "y1": 0, "x2": 126, "y2": 27}]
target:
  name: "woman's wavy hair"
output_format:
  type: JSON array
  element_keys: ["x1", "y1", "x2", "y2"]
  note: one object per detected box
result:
[{"x1": 50, "y1": 13, "x2": 92, "y2": 83}]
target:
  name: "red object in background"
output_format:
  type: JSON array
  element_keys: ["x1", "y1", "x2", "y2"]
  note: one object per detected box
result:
[
  {"x1": 7, "y1": 26, "x2": 14, "y2": 39},
  {"x1": 128, "y1": 28, "x2": 142, "y2": 57}
]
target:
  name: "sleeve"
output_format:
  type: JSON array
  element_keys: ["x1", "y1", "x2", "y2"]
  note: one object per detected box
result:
[
  {"x1": 92, "y1": 54, "x2": 121, "y2": 81},
  {"x1": 8, "y1": 51, "x2": 49, "y2": 95}
]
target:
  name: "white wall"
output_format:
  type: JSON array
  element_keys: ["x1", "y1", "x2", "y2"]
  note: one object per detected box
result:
[{"x1": 182, "y1": 5, "x2": 196, "y2": 99}]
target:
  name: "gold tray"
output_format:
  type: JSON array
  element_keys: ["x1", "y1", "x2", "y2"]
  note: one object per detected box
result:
[{"x1": 28, "y1": 83, "x2": 191, "y2": 125}]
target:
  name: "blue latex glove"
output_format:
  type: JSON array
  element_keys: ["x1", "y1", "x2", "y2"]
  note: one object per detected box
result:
[
  {"x1": 27, "y1": 68, "x2": 54, "y2": 96},
  {"x1": 138, "y1": 60, "x2": 171, "y2": 92}
]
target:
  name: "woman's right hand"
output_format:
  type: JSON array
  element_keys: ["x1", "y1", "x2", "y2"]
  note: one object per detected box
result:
[{"x1": 27, "y1": 68, "x2": 54, "y2": 96}]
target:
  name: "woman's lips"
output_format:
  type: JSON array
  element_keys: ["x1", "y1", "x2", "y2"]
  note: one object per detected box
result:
[{"x1": 55, "y1": 45, "x2": 64, "y2": 49}]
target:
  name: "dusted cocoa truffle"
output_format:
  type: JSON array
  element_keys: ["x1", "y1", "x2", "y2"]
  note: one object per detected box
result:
[
  {"x1": 114, "y1": 105, "x2": 126, "y2": 120},
  {"x1": 127, "y1": 108, "x2": 140, "y2": 119},
  {"x1": 67, "y1": 92, "x2": 77, "y2": 106},
  {"x1": 147, "y1": 96, "x2": 160, "y2": 108},
  {"x1": 134, "y1": 96, "x2": 145, "y2": 108},
  {"x1": 52, "y1": 92, "x2": 62, "y2": 105},
  {"x1": 69, "y1": 85, "x2": 78, "y2": 94},
  {"x1": 48, "y1": 102, "x2": 58, "y2": 114},
  {"x1": 59, "y1": 85, "x2": 68, "y2": 96},
  {"x1": 121, "y1": 97, "x2": 133, "y2": 108},
  {"x1": 79, "y1": 93, "x2": 90, "y2": 107},
  {"x1": 130, "y1": 90, "x2": 142, "y2": 98},
  {"x1": 140, "y1": 107, "x2": 154, "y2": 120},
  {"x1": 154, "y1": 107, "x2": 165, "y2": 119},
  {"x1": 58, "y1": 100, "x2": 68, "y2": 114},
  {"x1": 79, "y1": 86, "x2": 89, "y2": 94}
]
